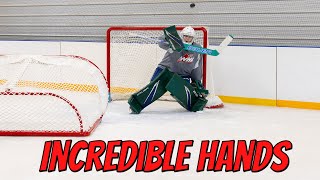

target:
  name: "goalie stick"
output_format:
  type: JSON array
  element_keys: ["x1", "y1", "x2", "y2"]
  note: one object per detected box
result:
[
  {"x1": 163, "y1": 25, "x2": 233, "y2": 56},
  {"x1": 129, "y1": 32, "x2": 233, "y2": 56},
  {"x1": 184, "y1": 35, "x2": 233, "y2": 56}
]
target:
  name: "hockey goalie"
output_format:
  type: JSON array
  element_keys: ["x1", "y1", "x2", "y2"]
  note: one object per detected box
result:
[{"x1": 128, "y1": 26, "x2": 227, "y2": 114}]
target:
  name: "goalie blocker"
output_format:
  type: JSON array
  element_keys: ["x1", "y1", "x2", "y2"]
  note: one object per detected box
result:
[{"x1": 128, "y1": 68, "x2": 208, "y2": 114}]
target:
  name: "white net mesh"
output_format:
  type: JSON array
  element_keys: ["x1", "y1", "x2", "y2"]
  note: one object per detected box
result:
[
  {"x1": 107, "y1": 27, "x2": 206, "y2": 100},
  {"x1": 0, "y1": 55, "x2": 108, "y2": 136}
]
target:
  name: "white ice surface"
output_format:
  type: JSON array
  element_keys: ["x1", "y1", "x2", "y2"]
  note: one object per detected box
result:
[{"x1": 1, "y1": 101, "x2": 320, "y2": 180}]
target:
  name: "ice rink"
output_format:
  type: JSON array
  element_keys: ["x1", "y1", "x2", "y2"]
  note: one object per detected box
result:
[{"x1": 1, "y1": 101, "x2": 320, "y2": 180}]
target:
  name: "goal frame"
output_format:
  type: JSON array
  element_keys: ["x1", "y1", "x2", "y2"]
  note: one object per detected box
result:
[
  {"x1": 106, "y1": 26, "x2": 208, "y2": 98},
  {"x1": 0, "y1": 55, "x2": 107, "y2": 136}
]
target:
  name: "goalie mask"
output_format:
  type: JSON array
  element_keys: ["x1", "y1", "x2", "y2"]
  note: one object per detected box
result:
[{"x1": 181, "y1": 26, "x2": 195, "y2": 45}]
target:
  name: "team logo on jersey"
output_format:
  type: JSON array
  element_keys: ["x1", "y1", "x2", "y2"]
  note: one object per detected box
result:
[{"x1": 177, "y1": 53, "x2": 194, "y2": 64}]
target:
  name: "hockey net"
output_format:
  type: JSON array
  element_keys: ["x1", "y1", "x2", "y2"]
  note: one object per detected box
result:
[
  {"x1": 106, "y1": 26, "x2": 223, "y2": 108},
  {"x1": 0, "y1": 55, "x2": 108, "y2": 136},
  {"x1": 107, "y1": 26, "x2": 209, "y2": 99}
]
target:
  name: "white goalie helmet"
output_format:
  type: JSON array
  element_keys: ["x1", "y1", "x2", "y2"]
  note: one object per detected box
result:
[{"x1": 180, "y1": 26, "x2": 195, "y2": 44}]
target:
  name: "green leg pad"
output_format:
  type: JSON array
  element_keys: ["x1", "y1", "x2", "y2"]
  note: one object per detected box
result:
[
  {"x1": 128, "y1": 68, "x2": 174, "y2": 114},
  {"x1": 165, "y1": 74, "x2": 208, "y2": 112},
  {"x1": 191, "y1": 97, "x2": 208, "y2": 112},
  {"x1": 128, "y1": 96, "x2": 143, "y2": 114}
]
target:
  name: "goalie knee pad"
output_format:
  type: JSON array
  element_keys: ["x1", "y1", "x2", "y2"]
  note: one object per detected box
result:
[
  {"x1": 165, "y1": 74, "x2": 207, "y2": 112},
  {"x1": 191, "y1": 97, "x2": 208, "y2": 112},
  {"x1": 191, "y1": 80, "x2": 209, "y2": 98}
]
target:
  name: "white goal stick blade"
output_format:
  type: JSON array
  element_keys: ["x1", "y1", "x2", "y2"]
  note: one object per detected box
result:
[{"x1": 216, "y1": 35, "x2": 234, "y2": 54}]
